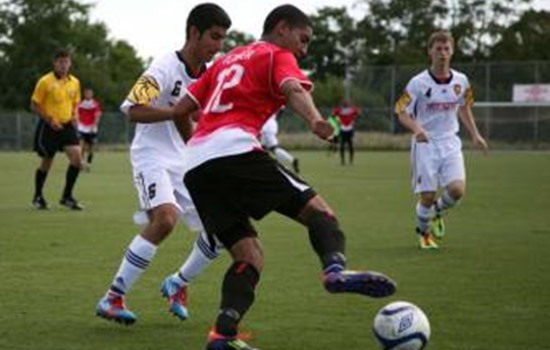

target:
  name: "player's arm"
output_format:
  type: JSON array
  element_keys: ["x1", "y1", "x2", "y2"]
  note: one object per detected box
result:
[
  {"x1": 31, "y1": 100, "x2": 63, "y2": 131},
  {"x1": 282, "y1": 80, "x2": 333, "y2": 140},
  {"x1": 121, "y1": 75, "x2": 174, "y2": 123},
  {"x1": 458, "y1": 105, "x2": 488, "y2": 154},
  {"x1": 172, "y1": 94, "x2": 199, "y2": 142},
  {"x1": 395, "y1": 91, "x2": 429, "y2": 142}
]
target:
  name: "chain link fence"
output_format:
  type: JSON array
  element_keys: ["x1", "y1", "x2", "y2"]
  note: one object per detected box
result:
[{"x1": 1, "y1": 61, "x2": 549, "y2": 150}]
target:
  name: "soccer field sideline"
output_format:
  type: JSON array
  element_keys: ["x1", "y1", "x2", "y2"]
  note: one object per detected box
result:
[{"x1": 1, "y1": 151, "x2": 549, "y2": 350}]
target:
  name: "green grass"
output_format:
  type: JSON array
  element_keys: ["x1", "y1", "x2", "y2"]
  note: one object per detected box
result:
[{"x1": 1, "y1": 150, "x2": 549, "y2": 350}]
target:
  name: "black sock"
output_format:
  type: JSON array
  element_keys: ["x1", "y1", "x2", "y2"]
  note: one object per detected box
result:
[
  {"x1": 306, "y1": 211, "x2": 347, "y2": 272},
  {"x1": 63, "y1": 165, "x2": 80, "y2": 199},
  {"x1": 87, "y1": 153, "x2": 93, "y2": 164},
  {"x1": 34, "y1": 169, "x2": 48, "y2": 198},
  {"x1": 216, "y1": 262, "x2": 260, "y2": 337}
]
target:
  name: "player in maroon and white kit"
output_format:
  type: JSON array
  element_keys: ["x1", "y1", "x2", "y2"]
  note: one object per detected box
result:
[
  {"x1": 173, "y1": 5, "x2": 397, "y2": 350},
  {"x1": 332, "y1": 100, "x2": 360, "y2": 165},
  {"x1": 76, "y1": 88, "x2": 102, "y2": 171}
]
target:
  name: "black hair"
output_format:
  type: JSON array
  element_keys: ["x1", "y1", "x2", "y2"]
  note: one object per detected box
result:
[
  {"x1": 186, "y1": 3, "x2": 231, "y2": 37},
  {"x1": 53, "y1": 48, "x2": 71, "y2": 60},
  {"x1": 262, "y1": 4, "x2": 311, "y2": 36}
]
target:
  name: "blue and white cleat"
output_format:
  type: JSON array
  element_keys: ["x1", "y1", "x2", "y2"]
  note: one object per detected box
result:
[
  {"x1": 323, "y1": 270, "x2": 397, "y2": 298},
  {"x1": 161, "y1": 276, "x2": 189, "y2": 320},
  {"x1": 96, "y1": 293, "x2": 137, "y2": 325}
]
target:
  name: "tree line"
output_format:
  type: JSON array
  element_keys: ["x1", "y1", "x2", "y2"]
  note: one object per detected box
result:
[{"x1": 1, "y1": 0, "x2": 548, "y2": 111}]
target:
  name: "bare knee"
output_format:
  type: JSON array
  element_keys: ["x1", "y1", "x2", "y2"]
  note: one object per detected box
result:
[
  {"x1": 447, "y1": 182, "x2": 465, "y2": 201},
  {"x1": 419, "y1": 192, "x2": 437, "y2": 207},
  {"x1": 142, "y1": 205, "x2": 179, "y2": 244},
  {"x1": 229, "y1": 237, "x2": 264, "y2": 272}
]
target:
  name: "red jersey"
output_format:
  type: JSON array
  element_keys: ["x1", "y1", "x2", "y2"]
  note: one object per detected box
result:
[
  {"x1": 332, "y1": 105, "x2": 359, "y2": 131},
  {"x1": 188, "y1": 41, "x2": 312, "y2": 139},
  {"x1": 77, "y1": 98, "x2": 102, "y2": 129}
]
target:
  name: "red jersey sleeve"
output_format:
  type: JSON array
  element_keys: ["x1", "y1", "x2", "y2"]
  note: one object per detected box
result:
[{"x1": 271, "y1": 51, "x2": 312, "y2": 98}]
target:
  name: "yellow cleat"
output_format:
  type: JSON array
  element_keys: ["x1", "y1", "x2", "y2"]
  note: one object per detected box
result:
[{"x1": 418, "y1": 231, "x2": 439, "y2": 250}]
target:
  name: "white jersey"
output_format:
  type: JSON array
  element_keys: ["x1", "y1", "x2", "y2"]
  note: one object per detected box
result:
[
  {"x1": 395, "y1": 69, "x2": 474, "y2": 140},
  {"x1": 260, "y1": 114, "x2": 279, "y2": 148},
  {"x1": 121, "y1": 51, "x2": 201, "y2": 169}
]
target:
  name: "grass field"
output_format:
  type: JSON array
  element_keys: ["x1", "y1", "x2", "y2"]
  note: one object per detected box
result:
[{"x1": 1, "y1": 150, "x2": 549, "y2": 350}]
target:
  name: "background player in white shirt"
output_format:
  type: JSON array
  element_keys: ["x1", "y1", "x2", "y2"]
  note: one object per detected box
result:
[
  {"x1": 96, "y1": 3, "x2": 231, "y2": 325},
  {"x1": 395, "y1": 31, "x2": 488, "y2": 249},
  {"x1": 260, "y1": 110, "x2": 300, "y2": 173}
]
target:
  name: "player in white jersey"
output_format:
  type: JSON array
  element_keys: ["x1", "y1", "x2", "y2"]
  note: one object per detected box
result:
[
  {"x1": 96, "y1": 3, "x2": 231, "y2": 325},
  {"x1": 260, "y1": 111, "x2": 300, "y2": 173},
  {"x1": 395, "y1": 31, "x2": 488, "y2": 250}
]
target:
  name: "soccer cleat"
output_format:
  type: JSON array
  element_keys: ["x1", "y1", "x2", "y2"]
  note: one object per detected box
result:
[
  {"x1": 59, "y1": 197, "x2": 83, "y2": 210},
  {"x1": 429, "y1": 214, "x2": 445, "y2": 239},
  {"x1": 417, "y1": 230, "x2": 439, "y2": 250},
  {"x1": 160, "y1": 276, "x2": 189, "y2": 320},
  {"x1": 323, "y1": 270, "x2": 396, "y2": 298},
  {"x1": 96, "y1": 293, "x2": 137, "y2": 325},
  {"x1": 32, "y1": 195, "x2": 49, "y2": 210},
  {"x1": 206, "y1": 331, "x2": 260, "y2": 350},
  {"x1": 292, "y1": 159, "x2": 300, "y2": 174}
]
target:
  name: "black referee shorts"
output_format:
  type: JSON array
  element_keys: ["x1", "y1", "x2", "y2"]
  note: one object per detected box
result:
[
  {"x1": 184, "y1": 151, "x2": 317, "y2": 248},
  {"x1": 33, "y1": 119, "x2": 80, "y2": 158}
]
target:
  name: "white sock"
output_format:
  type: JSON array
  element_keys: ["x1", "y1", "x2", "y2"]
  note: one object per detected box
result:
[
  {"x1": 109, "y1": 235, "x2": 157, "y2": 295},
  {"x1": 173, "y1": 230, "x2": 220, "y2": 286},
  {"x1": 436, "y1": 190, "x2": 459, "y2": 212},
  {"x1": 416, "y1": 202, "x2": 435, "y2": 234},
  {"x1": 274, "y1": 147, "x2": 294, "y2": 164}
]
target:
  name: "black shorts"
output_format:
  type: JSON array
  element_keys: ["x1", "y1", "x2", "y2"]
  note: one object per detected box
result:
[
  {"x1": 79, "y1": 131, "x2": 98, "y2": 145},
  {"x1": 340, "y1": 129, "x2": 354, "y2": 144},
  {"x1": 184, "y1": 151, "x2": 317, "y2": 248},
  {"x1": 33, "y1": 119, "x2": 80, "y2": 158}
]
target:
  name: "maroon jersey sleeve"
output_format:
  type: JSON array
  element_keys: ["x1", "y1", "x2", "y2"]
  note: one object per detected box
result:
[{"x1": 271, "y1": 51, "x2": 312, "y2": 98}]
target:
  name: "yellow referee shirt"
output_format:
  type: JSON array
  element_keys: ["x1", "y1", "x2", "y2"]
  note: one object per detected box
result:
[{"x1": 31, "y1": 72, "x2": 81, "y2": 124}]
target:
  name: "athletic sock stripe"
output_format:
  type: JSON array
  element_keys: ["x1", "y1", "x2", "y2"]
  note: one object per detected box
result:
[
  {"x1": 125, "y1": 249, "x2": 150, "y2": 269},
  {"x1": 197, "y1": 236, "x2": 218, "y2": 260},
  {"x1": 177, "y1": 272, "x2": 190, "y2": 284}
]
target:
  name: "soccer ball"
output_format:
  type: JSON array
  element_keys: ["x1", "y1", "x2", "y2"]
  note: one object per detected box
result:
[{"x1": 372, "y1": 301, "x2": 431, "y2": 350}]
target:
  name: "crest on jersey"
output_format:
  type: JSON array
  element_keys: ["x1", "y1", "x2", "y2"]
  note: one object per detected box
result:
[{"x1": 453, "y1": 84, "x2": 462, "y2": 96}]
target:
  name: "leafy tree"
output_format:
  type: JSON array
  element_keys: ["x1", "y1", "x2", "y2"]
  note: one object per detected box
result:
[
  {"x1": 222, "y1": 29, "x2": 255, "y2": 53},
  {"x1": 0, "y1": 0, "x2": 144, "y2": 109},
  {"x1": 490, "y1": 9, "x2": 550, "y2": 61},
  {"x1": 305, "y1": 6, "x2": 360, "y2": 81}
]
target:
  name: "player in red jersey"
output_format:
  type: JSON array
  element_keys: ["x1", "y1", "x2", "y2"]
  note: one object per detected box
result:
[
  {"x1": 76, "y1": 88, "x2": 102, "y2": 171},
  {"x1": 331, "y1": 100, "x2": 360, "y2": 165},
  {"x1": 173, "y1": 5, "x2": 396, "y2": 350}
]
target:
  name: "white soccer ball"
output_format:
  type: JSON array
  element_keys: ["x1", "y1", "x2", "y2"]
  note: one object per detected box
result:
[{"x1": 372, "y1": 301, "x2": 431, "y2": 350}]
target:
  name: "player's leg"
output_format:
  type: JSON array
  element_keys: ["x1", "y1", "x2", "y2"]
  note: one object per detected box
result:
[
  {"x1": 287, "y1": 194, "x2": 396, "y2": 297},
  {"x1": 32, "y1": 120, "x2": 57, "y2": 209},
  {"x1": 432, "y1": 141, "x2": 466, "y2": 238},
  {"x1": 97, "y1": 170, "x2": 180, "y2": 324},
  {"x1": 339, "y1": 132, "x2": 346, "y2": 165},
  {"x1": 60, "y1": 144, "x2": 83, "y2": 210},
  {"x1": 161, "y1": 187, "x2": 222, "y2": 320},
  {"x1": 411, "y1": 142, "x2": 439, "y2": 248}
]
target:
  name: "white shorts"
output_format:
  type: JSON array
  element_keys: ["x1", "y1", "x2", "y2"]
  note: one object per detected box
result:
[
  {"x1": 410, "y1": 135, "x2": 465, "y2": 194},
  {"x1": 132, "y1": 166, "x2": 203, "y2": 232},
  {"x1": 260, "y1": 117, "x2": 279, "y2": 149}
]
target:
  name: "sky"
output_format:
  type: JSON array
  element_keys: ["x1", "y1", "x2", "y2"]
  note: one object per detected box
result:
[{"x1": 88, "y1": 0, "x2": 550, "y2": 60}]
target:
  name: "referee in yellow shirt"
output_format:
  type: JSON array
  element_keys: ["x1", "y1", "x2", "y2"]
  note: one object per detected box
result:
[{"x1": 31, "y1": 49, "x2": 84, "y2": 210}]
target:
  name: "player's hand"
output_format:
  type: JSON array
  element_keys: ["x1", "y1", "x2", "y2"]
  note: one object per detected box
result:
[
  {"x1": 473, "y1": 134, "x2": 489, "y2": 155},
  {"x1": 310, "y1": 119, "x2": 334, "y2": 140},
  {"x1": 414, "y1": 129, "x2": 429, "y2": 143},
  {"x1": 49, "y1": 119, "x2": 63, "y2": 131}
]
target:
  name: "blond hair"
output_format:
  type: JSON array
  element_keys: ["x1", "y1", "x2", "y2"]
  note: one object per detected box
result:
[{"x1": 428, "y1": 31, "x2": 454, "y2": 49}]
